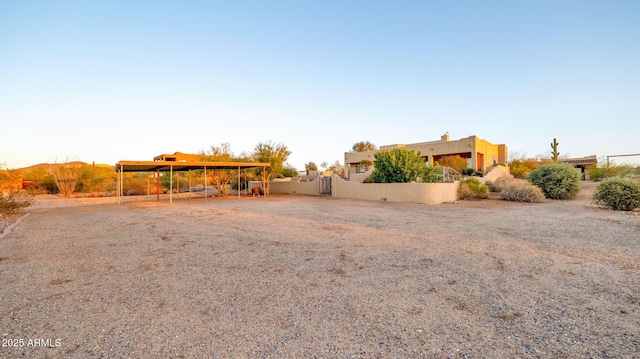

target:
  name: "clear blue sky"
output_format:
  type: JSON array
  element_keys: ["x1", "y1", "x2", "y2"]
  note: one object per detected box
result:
[{"x1": 1, "y1": 0, "x2": 639, "y2": 170}]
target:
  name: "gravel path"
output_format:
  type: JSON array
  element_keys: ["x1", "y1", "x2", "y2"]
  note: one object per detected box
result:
[{"x1": 1, "y1": 184, "x2": 639, "y2": 358}]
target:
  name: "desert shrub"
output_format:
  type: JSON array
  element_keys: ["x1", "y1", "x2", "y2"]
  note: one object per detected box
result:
[
  {"x1": 126, "y1": 173, "x2": 165, "y2": 195},
  {"x1": 592, "y1": 178, "x2": 640, "y2": 211},
  {"x1": 526, "y1": 163, "x2": 581, "y2": 200},
  {"x1": 485, "y1": 180, "x2": 498, "y2": 192},
  {"x1": 362, "y1": 175, "x2": 374, "y2": 183},
  {"x1": 487, "y1": 176, "x2": 519, "y2": 192},
  {"x1": 22, "y1": 168, "x2": 57, "y2": 194},
  {"x1": 457, "y1": 178, "x2": 488, "y2": 200},
  {"x1": 76, "y1": 164, "x2": 117, "y2": 193},
  {"x1": 500, "y1": 182, "x2": 545, "y2": 203},
  {"x1": 587, "y1": 164, "x2": 636, "y2": 181},
  {"x1": 0, "y1": 190, "x2": 33, "y2": 214},
  {"x1": 0, "y1": 168, "x2": 22, "y2": 192},
  {"x1": 52, "y1": 163, "x2": 80, "y2": 198}
]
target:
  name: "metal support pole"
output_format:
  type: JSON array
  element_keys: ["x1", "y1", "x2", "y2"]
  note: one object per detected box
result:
[
  {"x1": 238, "y1": 166, "x2": 241, "y2": 199},
  {"x1": 170, "y1": 165, "x2": 173, "y2": 204},
  {"x1": 119, "y1": 165, "x2": 123, "y2": 205},
  {"x1": 204, "y1": 166, "x2": 208, "y2": 202},
  {"x1": 116, "y1": 165, "x2": 120, "y2": 205},
  {"x1": 156, "y1": 169, "x2": 160, "y2": 202}
]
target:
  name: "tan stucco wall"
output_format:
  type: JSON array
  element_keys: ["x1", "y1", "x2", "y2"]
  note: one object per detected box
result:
[
  {"x1": 270, "y1": 179, "x2": 320, "y2": 196},
  {"x1": 481, "y1": 165, "x2": 511, "y2": 183},
  {"x1": 332, "y1": 176, "x2": 459, "y2": 204},
  {"x1": 345, "y1": 165, "x2": 373, "y2": 183}
]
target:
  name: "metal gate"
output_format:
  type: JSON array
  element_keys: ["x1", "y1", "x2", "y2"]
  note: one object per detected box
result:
[{"x1": 320, "y1": 176, "x2": 332, "y2": 196}]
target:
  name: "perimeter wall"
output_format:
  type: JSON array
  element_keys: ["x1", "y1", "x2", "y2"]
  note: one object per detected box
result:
[
  {"x1": 270, "y1": 178, "x2": 320, "y2": 196},
  {"x1": 331, "y1": 176, "x2": 459, "y2": 205},
  {"x1": 270, "y1": 175, "x2": 459, "y2": 204}
]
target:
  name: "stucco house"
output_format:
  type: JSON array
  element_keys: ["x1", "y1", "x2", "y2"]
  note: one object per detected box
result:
[{"x1": 345, "y1": 134, "x2": 508, "y2": 182}]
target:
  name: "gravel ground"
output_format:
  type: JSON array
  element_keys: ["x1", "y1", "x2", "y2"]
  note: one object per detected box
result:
[{"x1": 1, "y1": 183, "x2": 639, "y2": 358}]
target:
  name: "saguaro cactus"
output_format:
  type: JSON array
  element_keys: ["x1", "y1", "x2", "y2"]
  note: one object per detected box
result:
[{"x1": 551, "y1": 138, "x2": 560, "y2": 163}]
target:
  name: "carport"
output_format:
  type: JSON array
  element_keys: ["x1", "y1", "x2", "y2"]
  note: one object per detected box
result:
[{"x1": 114, "y1": 160, "x2": 270, "y2": 205}]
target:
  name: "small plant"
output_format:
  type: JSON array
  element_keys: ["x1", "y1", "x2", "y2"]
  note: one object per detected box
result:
[
  {"x1": 457, "y1": 178, "x2": 488, "y2": 200},
  {"x1": 592, "y1": 178, "x2": 640, "y2": 211},
  {"x1": 500, "y1": 182, "x2": 545, "y2": 203},
  {"x1": 0, "y1": 190, "x2": 33, "y2": 214},
  {"x1": 462, "y1": 168, "x2": 475, "y2": 176},
  {"x1": 526, "y1": 163, "x2": 580, "y2": 200}
]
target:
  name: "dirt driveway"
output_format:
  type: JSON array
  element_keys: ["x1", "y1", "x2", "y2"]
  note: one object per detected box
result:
[{"x1": 1, "y1": 183, "x2": 639, "y2": 358}]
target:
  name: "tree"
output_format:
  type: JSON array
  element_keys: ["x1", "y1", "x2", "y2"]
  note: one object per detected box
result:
[
  {"x1": 252, "y1": 141, "x2": 291, "y2": 195},
  {"x1": 509, "y1": 158, "x2": 541, "y2": 179},
  {"x1": 325, "y1": 160, "x2": 344, "y2": 176},
  {"x1": 305, "y1": 162, "x2": 318, "y2": 175},
  {"x1": 201, "y1": 143, "x2": 237, "y2": 196},
  {"x1": 437, "y1": 155, "x2": 468, "y2": 174},
  {"x1": 280, "y1": 163, "x2": 299, "y2": 178},
  {"x1": 370, "y1": 148, "x2": 426, "y2": 183},
  {"x1": 351, "y1": 141, "x2": 377, "y2": 152}
]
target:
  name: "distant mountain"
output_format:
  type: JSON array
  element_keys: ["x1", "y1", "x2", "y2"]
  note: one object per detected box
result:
[{"x1": 15, "y1": 162, "x2": 112, "y2": 173}]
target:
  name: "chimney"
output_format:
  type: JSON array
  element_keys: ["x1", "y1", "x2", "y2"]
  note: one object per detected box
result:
[{"x1": 441, "y1": 132, "x2": 450, "y2": 142}]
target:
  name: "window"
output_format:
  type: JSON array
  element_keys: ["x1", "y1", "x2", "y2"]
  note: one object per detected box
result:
[{"x1": 356, "y1": 165, "x2": 369, "y2": 173}]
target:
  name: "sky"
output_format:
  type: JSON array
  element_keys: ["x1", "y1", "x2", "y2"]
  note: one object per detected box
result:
[{"x1": 1, "y1": 0, "x2": 639, "y2": 170}]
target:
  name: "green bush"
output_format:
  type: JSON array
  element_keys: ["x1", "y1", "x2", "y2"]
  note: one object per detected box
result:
[
  {"x1": 0, "y1": 190, "x2": 33, "y2": 214},
  {"x1": 500, "y1": 182, "x2": 545, "y2": 203},
  {"x1": 526, "y1": 163, "x2": 581, "y2": 200},
  {"x1": 457, "y1": 178, "x2": 488, "y2": 200},
  {"x1": 371, "y1": 148, "x2": 426, "y2": 183},
  {"x1": 592, "y1": 178, "x2": 640, "y2": 211},
  {"x1": 462, "y1": 168, "x2": 475, "y2": 176},
  {"x1": 421, "y1": 165, "x2": 442, "y2": 183}
]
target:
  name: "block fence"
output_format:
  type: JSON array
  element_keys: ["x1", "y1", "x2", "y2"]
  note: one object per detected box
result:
[{"x1": 270, "y1": 175, "x2": 459, "y2": 205}]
